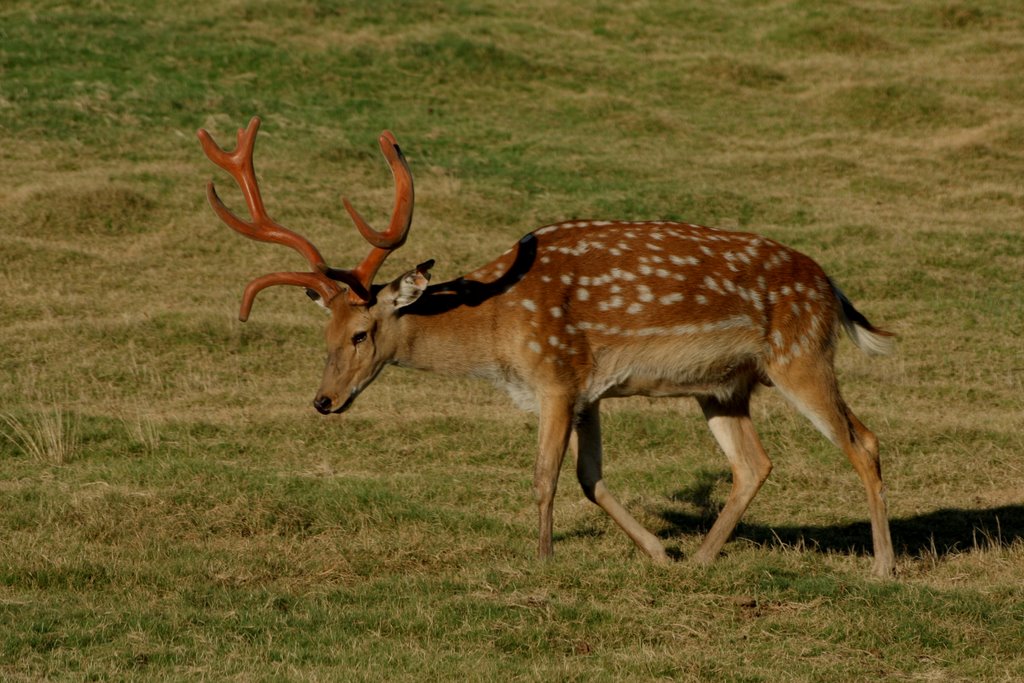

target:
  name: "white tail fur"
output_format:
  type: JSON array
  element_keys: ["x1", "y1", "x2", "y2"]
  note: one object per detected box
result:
[{"x1": 832, "y1": 280, "x2": 896, "y2": 356}]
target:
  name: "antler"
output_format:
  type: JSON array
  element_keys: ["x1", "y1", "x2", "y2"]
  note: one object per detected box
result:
[
  {"x1": 324, "y1": 130, "x2": 415, "y2": 304},
  {"x1": 198, "y1": 118, "x2": 416, "y2": 313},
  {"x1": 197, "y1": 116, "x2": 342, "y2": 320}
]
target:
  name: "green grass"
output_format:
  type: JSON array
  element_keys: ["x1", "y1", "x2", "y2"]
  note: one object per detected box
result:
[{"x1": 2, "y1": 0, "x2": 1024, "y2": 679}]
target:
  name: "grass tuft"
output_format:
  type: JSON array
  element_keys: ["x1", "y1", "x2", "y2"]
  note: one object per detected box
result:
[
  {"x1": 120, "y1": 411, "x2": 161, "y2": 454},
  {"x1": 1, "y1": 408, "x2": 81, "y2": 465}
]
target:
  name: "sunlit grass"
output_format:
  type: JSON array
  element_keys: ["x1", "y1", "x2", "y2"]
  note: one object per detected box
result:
[{"x1": 1, "y1": 0, "x2": 1023, "y2": 680}]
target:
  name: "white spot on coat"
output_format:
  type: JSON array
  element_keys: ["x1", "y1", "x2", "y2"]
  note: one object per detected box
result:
[
  {"x1": 598, "y1": 296, "x2": 624, "y2": 311},
  {"x1": 669, "y1": 254, "x2": 700, "y2": 266},
  {"x1": 703, "y1": 276, "x2": 724, "y2": 294}
]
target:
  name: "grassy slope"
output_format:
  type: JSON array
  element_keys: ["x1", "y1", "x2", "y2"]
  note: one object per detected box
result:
[{"x1": 1, "y1": 0, "x2": 1023, "y2": 679}]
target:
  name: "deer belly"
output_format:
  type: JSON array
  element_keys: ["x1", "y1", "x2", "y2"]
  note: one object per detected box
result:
[
  {"x1": 586, "y1": 340, "x2": 763, "y2": 402},
  {"x1": 597, "y1": 372, "x2": 755, "y2": 400}
]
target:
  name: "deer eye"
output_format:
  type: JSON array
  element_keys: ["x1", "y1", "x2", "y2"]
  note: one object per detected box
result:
[{"x1": 351, "y1": 331, "x2": 368, "y2": 345}]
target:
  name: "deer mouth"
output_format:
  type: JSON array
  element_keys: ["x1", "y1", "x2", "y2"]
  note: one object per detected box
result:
[
  {"x1": 314, "y1": 390, "x2": 359, "y2": 415},
  {"x1": 333, "y1": 393, "x2": 357, "y2": 414}
]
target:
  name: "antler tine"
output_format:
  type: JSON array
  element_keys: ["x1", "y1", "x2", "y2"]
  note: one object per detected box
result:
[
  {"x1": 239, "y1": 272, "x2": 339, "y2": 322},
  {"x1": 197, "y1": 117, "x2": 330, "y2": 271},
  {"x1": 326, "y1": 130, "x2": 416, "y2": 304},
  {"x1": 342, "y1": 130, "x2": 414, "y2": 249}
]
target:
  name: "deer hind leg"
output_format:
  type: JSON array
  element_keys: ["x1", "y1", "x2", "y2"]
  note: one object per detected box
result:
[
  {"x1": 572, "y1": 403, "x2": 668, "y2": 563},
  {"x1": 768, "y1": 356, "x2": 896, "y2": 577},
  {"x1": 692, "y1": 393, "x2": 773, "y2": 566}
]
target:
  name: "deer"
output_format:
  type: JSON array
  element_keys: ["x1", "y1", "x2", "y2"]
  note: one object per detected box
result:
[{"x1": 197, "y1": 117, "x2": 897, "y2": 577}]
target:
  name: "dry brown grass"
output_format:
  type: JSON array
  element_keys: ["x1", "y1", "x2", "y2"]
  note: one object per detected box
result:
[{"x1": 1, "y1": 0, "x2": 1023, "y2": 680}]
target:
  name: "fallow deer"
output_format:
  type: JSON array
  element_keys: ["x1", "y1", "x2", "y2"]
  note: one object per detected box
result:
[{"x1": 198, "y1": 117, "x2": 897, "y2": 576}]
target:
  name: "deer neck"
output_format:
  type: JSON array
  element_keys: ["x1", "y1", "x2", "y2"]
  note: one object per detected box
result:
[{"x1": 391, "y1": 287, "x2": 502, "y2": 377}]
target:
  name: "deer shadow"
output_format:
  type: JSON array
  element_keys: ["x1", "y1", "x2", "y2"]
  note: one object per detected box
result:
[{"x1": 657, "y1": 468, "x2": 1024, "y2": 559}]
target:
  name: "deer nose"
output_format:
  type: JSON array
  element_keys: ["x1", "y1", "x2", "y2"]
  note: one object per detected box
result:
[{"x1": 313, "y1": 395, "x2": 333, "y2": 415}]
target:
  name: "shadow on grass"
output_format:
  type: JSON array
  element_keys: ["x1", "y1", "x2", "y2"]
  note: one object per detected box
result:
[{"x1": 659, "y1": 472, "x2": 1024, "y2": 559}]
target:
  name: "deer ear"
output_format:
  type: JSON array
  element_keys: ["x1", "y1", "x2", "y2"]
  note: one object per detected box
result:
[
  {"x1": 386, "y1": 260, "x2": 433, "y2": 309},
  {"x1": 305, "y1": 288, "x2": 332, "y2": 313}
]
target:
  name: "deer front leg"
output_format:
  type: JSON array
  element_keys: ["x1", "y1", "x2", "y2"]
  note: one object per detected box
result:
[
  {"x1": 534, "y1": 395, "x2": 574, "y2": 559},
  {"x1": 573, "y1": 403, "x2": 668, "y2": 562}
]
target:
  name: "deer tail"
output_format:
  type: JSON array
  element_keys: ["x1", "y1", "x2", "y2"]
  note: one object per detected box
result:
[{"x1": 830, "y1": 279, "x2": 896, "y2": 356}]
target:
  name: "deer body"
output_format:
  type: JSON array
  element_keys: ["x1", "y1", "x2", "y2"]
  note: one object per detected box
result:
[
  {"x1": 200, "y1": 118, "x2": 897, "y2": 577},
  {"x1": 385, "y1": 222, "x2": 825, "y2": 409}
]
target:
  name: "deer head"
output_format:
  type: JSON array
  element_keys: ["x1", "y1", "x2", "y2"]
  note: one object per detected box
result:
[
  {"x1": 313, "y1": 259, "x2": 434, "y2": 414},
  {"x1": 197, "y1": 117, "x2": 423, "y2": 413}
]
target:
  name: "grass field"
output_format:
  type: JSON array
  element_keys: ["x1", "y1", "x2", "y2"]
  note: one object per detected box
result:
[{"x1": 2, "y1": 0, "x2": 1023, "y2": 679}]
